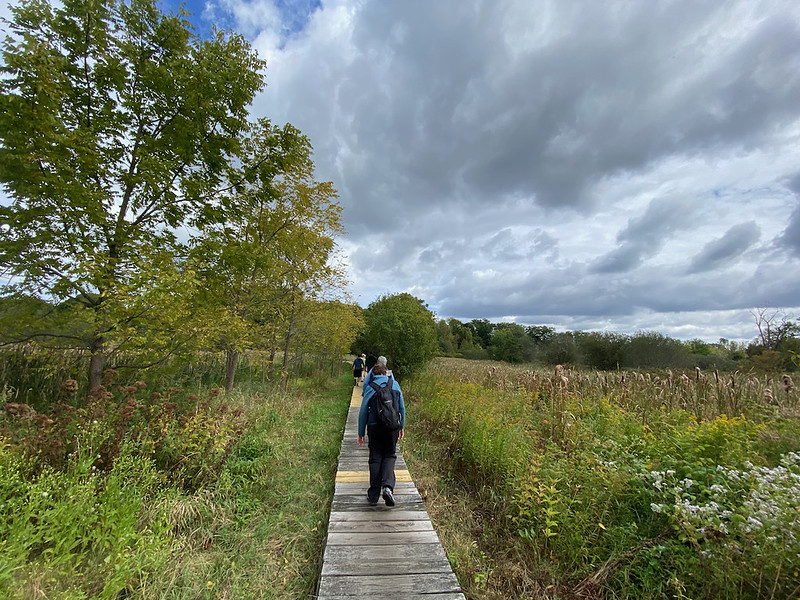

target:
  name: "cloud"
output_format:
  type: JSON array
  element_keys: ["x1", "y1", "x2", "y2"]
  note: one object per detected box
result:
[
  {"x1": 779, "y1": 204, "x2": 800, "y2": 257},
  {"x1": 687, "y1": 221, "x2": 761, "y2": 273},
  {"x1": 590, "y1": 197, "x2": 699, "y2": 273},
  {"x1": 8, "y1": 0, "x2": 798, "y2": 341}
]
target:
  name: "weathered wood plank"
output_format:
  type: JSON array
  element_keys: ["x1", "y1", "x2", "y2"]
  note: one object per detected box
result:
[
  {"x1": 328, "y1": 510, "x2": 431, "y2": 522},
  {"x1": 317, "y1": 572, "x2": 462, "y2": 597},
  {"x1": 335, "y1": 469, "x2": 412, "y2": 483},
  {"x1": 326, "y1": 529, "x2": 442, "y2": 546},
  {"x1": 321, "y1": 543, "x2": 451, "y2": 576},
  {"x1": 316, "y1": 595, "x2": 465, "y2": 600},
  {"x1": 334, "y1": 483, "x2": 418, "y2": 496},
  {"x1": 331, "y1": 496, "x2": 426, "y2": 511},
  {"x1": 316, "y1": 386, "x2": 463, "y2": 599},
  {"x1": 327, "y1": 516, "x2": 431, "y2": 534}
]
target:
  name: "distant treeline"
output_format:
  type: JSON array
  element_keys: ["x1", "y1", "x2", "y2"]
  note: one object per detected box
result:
[{"x1": 434, "y1": 317, "x2": 800, "y2": 371}]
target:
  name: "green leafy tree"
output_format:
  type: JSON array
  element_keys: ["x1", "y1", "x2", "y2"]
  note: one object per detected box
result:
[
  {"x1": 191, "y1": 120, "x2": 346, "y2": 391},
  {"x1": 467, "y1": 318, "x2": 494, "y2": 349},
  {"x1": 0, "y1": 0, "x2": 264, "y2": 389},
  {"x1": 489, "y1": 323, "x2": 535, "y2": 363},
  {"x1": 436, "y1": 319, "x2": 457, "y2": 355},
  {"x1": 361, "y1": 293, "x2": 437, "y2": 379},
  {"x1": 526, "y1": 325, "x2": 556, "y2": 345}
]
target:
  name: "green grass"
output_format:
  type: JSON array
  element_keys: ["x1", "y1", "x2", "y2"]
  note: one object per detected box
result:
[
  {"x1": 1, "y1": 374, "x2": 352, "y2": 600},
  {"x1": 135, "y1": 377, "x2": 351, "y2": 600},
  {"x1": 403, "y1": 359, "x2": 800, "y2": 600}
]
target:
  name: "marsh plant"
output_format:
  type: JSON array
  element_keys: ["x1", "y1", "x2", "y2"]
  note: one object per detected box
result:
[{"x1": 404, "y1": 358, "x2": 800, "y2": 599}]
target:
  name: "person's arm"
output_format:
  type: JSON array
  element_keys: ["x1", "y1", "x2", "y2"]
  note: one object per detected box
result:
[
  {"x1": 395, "y1": 381, "x2": 406, "y2": 441},
  {"x1": 357, "y1": 387, "x2": 372, "y2": 446},
  {"x1": 362, "y1": 369, "x2": 373, "y2": 396}
]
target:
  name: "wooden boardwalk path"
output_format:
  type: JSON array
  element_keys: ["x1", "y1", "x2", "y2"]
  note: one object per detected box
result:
[{"x1": 315, "y1": 384, "x2": 465, "y2": 599}]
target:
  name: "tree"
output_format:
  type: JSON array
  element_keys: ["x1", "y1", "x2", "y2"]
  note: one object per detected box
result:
[
  {"x1": 0, "y1": 0, "x2": 265, "y2": 388},
  {"x1": 446, "y1": 318, "x2": 482, "y2": 357},
  {"x1": 575, "y1": 331, "x2": 627, "y2": 370},
  {"x1": 190, "y1": 120, "x2": 345, "y2": 391},
  {"x1": 490, "y1": 323, "x2": 529, "y2": 363},
  {"x1": 361, "y1": 293, "x2": 437, "y2": 379},
  {"x1": 526, "y1": 325, "x2": 556, "y2": 345},
  {"x1": 436, "y1": 319, "x2": 457, "y2": 355},
  {"x1": 751, "y1": 308, "x2": 799, "y2": 351},
  {"x1": 467, "y1": 319, "x2": 494, "y2": 349}
]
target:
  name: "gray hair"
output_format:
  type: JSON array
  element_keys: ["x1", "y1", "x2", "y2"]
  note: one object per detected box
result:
[{"x1": 377, "y1": 355, "x2": 387, "y2": 366}]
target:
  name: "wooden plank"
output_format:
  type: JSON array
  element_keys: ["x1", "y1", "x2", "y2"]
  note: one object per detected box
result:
[
  {"x1": 317, "y1": 572, "x2": 461, "y2": 597},
  {"x1": 335, "y1": 469, "x2": 412, "y2": 483},
  {"x1": 314, "y1": 386, "x2": 464, "y2": 600},
  {"x1": 331, "y1": 496, "x2": 426, "y2": 512},
  {"x1": 334, "y1": 483, "x2": 418, "y2": 496},
  {"x1": 321, "y1": 543, "x2": 451, "y2": 576},
  {"x1": 328, "y1": 510, "x2": 431, "y2": 522},
  {"x1": 326, "y1": 529, "x2": 442, "y2": 546},
  {"x1": 328, "y1": 519, "x2": 433, "y2": 533},
  {"x1": 317, "y1": 595, "x2": 465, "y2": 600}
]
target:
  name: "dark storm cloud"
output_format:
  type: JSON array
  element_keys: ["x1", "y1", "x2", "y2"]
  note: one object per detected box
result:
[{"x1": 687, "y1": 222, "x2": 761, "y2": 274}]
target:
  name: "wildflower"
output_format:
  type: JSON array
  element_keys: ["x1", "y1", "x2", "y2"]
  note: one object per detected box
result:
[{"x1": 41, "y1": 491, "x2": 48, "y2": 498}]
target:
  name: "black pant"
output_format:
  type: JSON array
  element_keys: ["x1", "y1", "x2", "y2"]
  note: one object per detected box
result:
[{"x1": 367, "y1": 425, "x2": 399, "y2": 503}]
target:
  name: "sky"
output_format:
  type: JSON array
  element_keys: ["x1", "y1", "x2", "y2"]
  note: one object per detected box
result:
[{"x1": 3, "y1": 0, "x2": 800, "y2": 343}]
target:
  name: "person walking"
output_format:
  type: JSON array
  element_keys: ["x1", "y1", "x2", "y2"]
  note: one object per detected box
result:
[
  {"x1": 352, "y1": 354, "x2": 365, "y2": 387},
  {"x1": 358, "y1": 362, "x2": 405, "y2": 506},
  {"x1": 362, "y1": 354, "x2": 388, "y2": 392}
]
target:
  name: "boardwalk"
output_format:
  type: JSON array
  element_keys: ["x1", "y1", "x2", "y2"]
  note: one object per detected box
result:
[{"x1": 315, "y1": 384, "x2": 466, "y2": 600}]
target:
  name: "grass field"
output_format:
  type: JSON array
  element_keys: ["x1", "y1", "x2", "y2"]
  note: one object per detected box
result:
[
  {"x1": 1, "y1": 373, "x2": 352, "y2": 600},
  {"x1": 403, "y1": 358, "x2": 800, "y2": 600}
]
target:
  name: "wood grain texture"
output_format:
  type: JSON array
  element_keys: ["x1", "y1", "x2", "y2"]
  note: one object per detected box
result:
[{"x1": 315, "y1": 386, "x2": 464, "y2": 599}]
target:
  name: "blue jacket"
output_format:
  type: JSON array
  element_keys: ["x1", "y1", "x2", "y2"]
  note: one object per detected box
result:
[
  {"x1": 362, "y1": 368, "x2": 394, "y2": 395},
  {"x1": 358, "y1": 374, "x2": 405, "y2": 437}
]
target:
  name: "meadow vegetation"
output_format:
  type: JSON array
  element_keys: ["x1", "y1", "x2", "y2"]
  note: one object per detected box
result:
[
  {"x1": 0, "y1": 354, "x2": 351, "y2": 599},
  {"x1": 404, "y1": 358, "x2": 800, "y2": 600}
]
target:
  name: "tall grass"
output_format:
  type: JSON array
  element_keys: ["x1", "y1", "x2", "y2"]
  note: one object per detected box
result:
[
  {"x1": 404, "y1": 358, "x2": 800, "y2": 599},
  {"x1": 0, "y1": 368, "x2": 351, "y2": 599}
]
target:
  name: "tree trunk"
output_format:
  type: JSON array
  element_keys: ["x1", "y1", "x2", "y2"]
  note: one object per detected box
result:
[
  {"x1": 280, "y1": 292, "x2": 297, "y2": 393},
  {"x1": 225, "y1": 349, "x2": 240, "y2": 393},
  {"x1": 88, "y1": 347, "x2": 106, "y2": 391}
]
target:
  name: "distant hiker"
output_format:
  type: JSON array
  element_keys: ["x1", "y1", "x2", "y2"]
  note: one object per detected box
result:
[
  {"x1": 365, "y1": 352, "x2": 377, "y2": 373},
  {"x1": 352, "y1": 354, "x2": 365, "y2": 387},
  {"x1": 363, "y1": 355, "x2": 388, "y2": 394},
  {"x1": 358, "y1": 362, "x2": 405, "y2": 506}
]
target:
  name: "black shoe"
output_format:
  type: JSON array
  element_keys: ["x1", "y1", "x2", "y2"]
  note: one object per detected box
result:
[{"x1": 382, "y1": 487, "x2": 395, "y2": 507}]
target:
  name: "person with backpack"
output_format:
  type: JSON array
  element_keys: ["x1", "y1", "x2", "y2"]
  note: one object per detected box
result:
[
  {"x1": 357, "y1": 362, "x2": 405, "y2": 506},
  {"x1": 352, "y1": 354, "x2": 365, "y2": 386}
]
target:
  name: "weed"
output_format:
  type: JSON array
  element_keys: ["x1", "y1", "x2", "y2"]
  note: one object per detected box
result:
[{"x1": 404, "y1": 358, "x2": 800, "y2": 600}]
